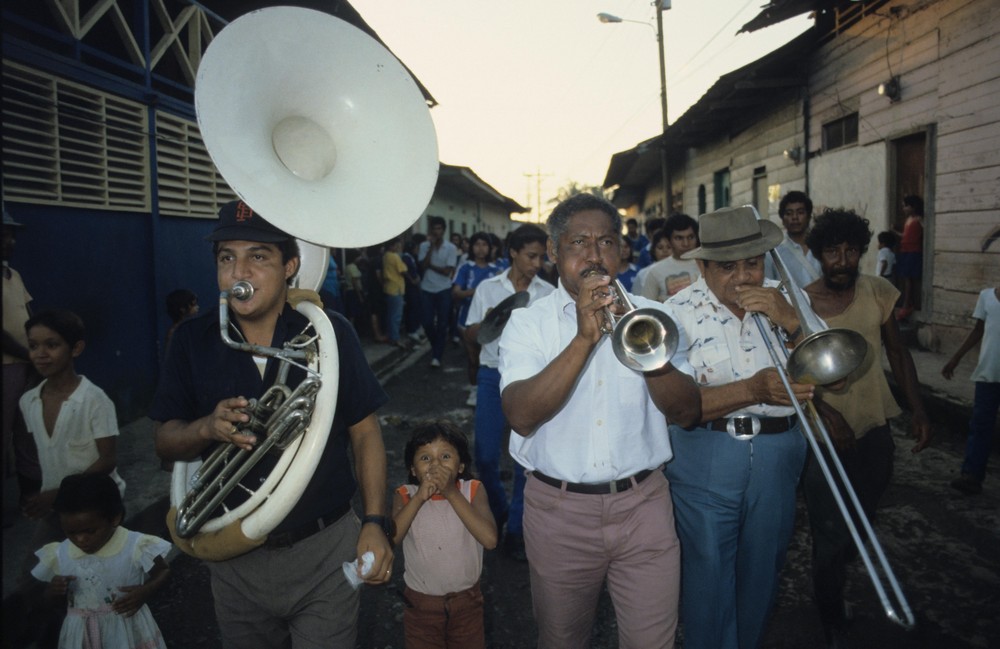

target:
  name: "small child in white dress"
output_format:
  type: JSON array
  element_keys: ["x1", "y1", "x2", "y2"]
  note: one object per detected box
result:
[
  {"x1": 32, "y1": 473, "x2": 171, "y2": 649},
  {"x1": 392, "y1": 421, "x2": 498, "y2": 649}
]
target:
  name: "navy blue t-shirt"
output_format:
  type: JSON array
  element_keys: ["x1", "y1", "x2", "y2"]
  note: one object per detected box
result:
[{"x1": 149, "y1": 303, "x2": 388, "y2": 534}]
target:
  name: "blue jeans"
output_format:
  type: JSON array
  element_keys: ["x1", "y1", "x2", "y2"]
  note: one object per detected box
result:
[
  {"x1": 474, "y1": 367, "x2": 526, "y2": 534},
  {"x1": 963, "y1": 381, "x2": 1000, "y2": 480},
  {"x1": 384, "y1": 294, "x2": 404, "y2": 342},
  {"x1": 420, "y1": 289, "x2": 452, "y2": 361},
  {"x1": 665, "y1": 425, "x2": 807, "y2": 649}
]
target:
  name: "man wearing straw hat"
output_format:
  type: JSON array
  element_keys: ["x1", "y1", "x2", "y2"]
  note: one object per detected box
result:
[{"x1": 666, "y1": 205, "x2": 814, "y2": 649}]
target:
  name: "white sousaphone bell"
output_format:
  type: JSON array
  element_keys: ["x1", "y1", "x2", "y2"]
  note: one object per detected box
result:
[{"x1": 168, "y1": 6, "x2": 438, "y2": 560}]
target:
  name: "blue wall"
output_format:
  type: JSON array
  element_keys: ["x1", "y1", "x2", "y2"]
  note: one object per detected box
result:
[{"x1": 8, "y1": 203, "x2": 220, "y2": 422}]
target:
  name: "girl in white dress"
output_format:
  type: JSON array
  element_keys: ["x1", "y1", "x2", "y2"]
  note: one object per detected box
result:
[{"x1": 32, "y1": 473, "x2": 171, "y2": 649}]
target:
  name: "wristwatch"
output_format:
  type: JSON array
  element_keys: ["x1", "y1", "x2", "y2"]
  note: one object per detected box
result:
[{"x1": 361, "y1": 514, "x2": 394, "y2": 541}]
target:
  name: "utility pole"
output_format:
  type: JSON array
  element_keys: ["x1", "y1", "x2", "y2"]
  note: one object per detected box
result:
[{"x1": 523, "y1": 168, "x2": 552, "y2": 223}]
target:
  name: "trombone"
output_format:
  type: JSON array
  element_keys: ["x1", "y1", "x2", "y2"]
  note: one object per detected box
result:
[{"x1": 751, "y1": 207, "x2": 915, "y2": 629}]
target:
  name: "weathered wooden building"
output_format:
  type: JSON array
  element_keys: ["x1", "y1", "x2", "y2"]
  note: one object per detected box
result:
[{"x1": 604, "y1": 0, "x2": 999, "y2": 353}]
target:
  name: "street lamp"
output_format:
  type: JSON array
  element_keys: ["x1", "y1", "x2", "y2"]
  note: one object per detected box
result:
[{"x1": 598, "y1": 2, "x2": 672, "y2": 217}]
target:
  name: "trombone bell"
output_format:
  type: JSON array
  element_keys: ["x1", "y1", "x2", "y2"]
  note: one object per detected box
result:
[{"x1": 786, "y1": 328, "x2": 868, "y2": 385}]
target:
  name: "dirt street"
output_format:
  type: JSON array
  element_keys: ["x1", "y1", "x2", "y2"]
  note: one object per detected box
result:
[{"x1": 150, "y1": 342, "x2": 999, "y2": 648}]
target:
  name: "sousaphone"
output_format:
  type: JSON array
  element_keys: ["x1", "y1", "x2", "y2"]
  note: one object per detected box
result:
[{"x1": 169, "y1": 6, "x2": 438, "y2": 560}]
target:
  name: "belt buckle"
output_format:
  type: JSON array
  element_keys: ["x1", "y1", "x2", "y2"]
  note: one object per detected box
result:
[{"x1": 726, "y1": 415, "x2": 761, "y2": 441}]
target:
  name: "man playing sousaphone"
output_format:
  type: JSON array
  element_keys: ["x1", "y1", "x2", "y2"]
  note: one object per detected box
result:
[
  {"x1": 666, "y1": 206, "x2": 813, "y2": 649},
  {"x1": 151, "y1": 200, "x2": 393, "y2": 648}
]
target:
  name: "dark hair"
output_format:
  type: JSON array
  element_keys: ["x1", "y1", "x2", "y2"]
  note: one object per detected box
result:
[
  {"x1": 652, "y1": 228, "x2": 672, "y2": 252},
  {"x1": 166, "y1": 289, "x2": 197, "y2": 323},
  {"x1": 779, "y1": 190, "x2": 813, "y2": 217},
  {"x1": 902, "y1": 195, "x2": 924, "y2": 216},
  {"x1": 25, "y1": 310, "x2": 85, "y2": 347},
  {"x1": 662, "y1": 213, "x2": 699, "y2": 240},
  {"x1": 52, "y1": 473, "x2": 124, "y2": 521},
  {"x1": 626, "y1": 218, "x2": 639, "y2": 228},
  {"x1": 547, "y1": 194, "x2": 621, "y2": 253},
  {"x1": 427, "y1": 215, "x2": 446, "y2": 230},
  {"x1": 404, "y1": 421, "x2": 475, "y2": 485},
  {"x1": 805, "y1": 208, "x2": 873, "y2": 258},
  {"x1": 468, "y1": 232, "x2": 492, "y2": 259},
  {"x1": 645, "y1": 217, "x2": 667, "y2": 234},
  {"x1": 877, "y1": 231, "x2": 898, "y2": 248},
  {"x1": 507, "y1": 224, "x2": 548, "y2": 253}
]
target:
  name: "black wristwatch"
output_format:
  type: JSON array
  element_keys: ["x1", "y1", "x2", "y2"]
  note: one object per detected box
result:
[{"x1": 361, "y1": 514, "x2": 394, "y2": 541}]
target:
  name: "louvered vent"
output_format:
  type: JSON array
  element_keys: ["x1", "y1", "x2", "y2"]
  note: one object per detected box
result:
[
  {"x1": 2, "y1": 60, "x2": 149, "y2": 210},
  {"x1": 155, "y1": 112, "x2": 236, "y2": 218}
]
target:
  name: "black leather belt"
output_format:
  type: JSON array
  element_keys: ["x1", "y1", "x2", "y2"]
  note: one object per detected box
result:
[
  {"x1": 706, "y1": 415, "x2": 797, "y2": 435},
  {"x1": 532, "y1": 469, "x2": 655, "y2": 495},
  {"x1": 263, "y1": 502, "x2": 351, "y2": 549}
]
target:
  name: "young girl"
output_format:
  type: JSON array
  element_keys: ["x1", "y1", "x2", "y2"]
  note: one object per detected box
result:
[
  {"x1": 19, "y1": 310, "x2": 125, "y2": 528},
  {"x1": 32, "y1": 473, "x2": 171, "y2": 649},
  {"x1": 392, "y1": 422, "x2": 498, "y2": 649},
  {"x1": 452, "y1": 233, "x2": 499, "y2": 406}
]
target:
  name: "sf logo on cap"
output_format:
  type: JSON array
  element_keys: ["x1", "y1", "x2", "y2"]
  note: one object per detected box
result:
[{"x1": 235, "y1": 201, "x2": 255, "y2": 222}]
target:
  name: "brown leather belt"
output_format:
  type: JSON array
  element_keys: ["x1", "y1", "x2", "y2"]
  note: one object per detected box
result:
[
  {"x1": 532, "y1": 468, "x2": 655, "y2": 495},
  {"x1": 706, "y1": 415, "x2": 798, "y2": 435}
]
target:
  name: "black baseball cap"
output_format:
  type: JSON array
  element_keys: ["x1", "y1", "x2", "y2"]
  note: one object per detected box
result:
[{"x1": 205, "y1": 200, "x2": 290, "y2": 243}]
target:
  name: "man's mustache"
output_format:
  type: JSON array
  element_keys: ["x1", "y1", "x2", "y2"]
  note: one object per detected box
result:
[{"x1": 581, "y1": 266, "x2": 610, "y2": 278}]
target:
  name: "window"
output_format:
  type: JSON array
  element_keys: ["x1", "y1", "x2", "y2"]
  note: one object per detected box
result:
[
  {"x1": 697, "y1": 184, "x2": 707, "y2": 215},
  {"x1": 155, "y1": 112, "x2": 236, "y2": 217},
  {"x1": 2, "y1": 61, "x2": 149, "y2": 210},
  {"x1": 713, "y1": 169, "x2": 731, "y2": 210},
  {"x1": 822, "y1": 113, "x2": 859, "y2": 151}
]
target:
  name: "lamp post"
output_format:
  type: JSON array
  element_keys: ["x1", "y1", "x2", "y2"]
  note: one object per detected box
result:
[{"x1": 598, "y1": 2, "x2": 672, "y2": 216}]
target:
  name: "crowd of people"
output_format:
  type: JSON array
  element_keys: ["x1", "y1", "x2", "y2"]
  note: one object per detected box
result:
[{"x1": 2, "y1": 189, "x2": 996, "y2": 649}]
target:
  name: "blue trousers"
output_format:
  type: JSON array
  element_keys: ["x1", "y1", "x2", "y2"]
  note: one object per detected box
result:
[
  {"x1": 963, "y1": 381, "x2": 999, "y2": 480},
  {"x1": 474, "y1": 366, "x2": 526, "y2": 534},
  {"x1": 384, "y1": 294, "x2": 403, "y2": 342},
  {"x1": 665, "y1": 425, "x2": 807, "y2": 649},
  {"x1": 420, "y1": 289, "x2": 452, "y2": 362}
]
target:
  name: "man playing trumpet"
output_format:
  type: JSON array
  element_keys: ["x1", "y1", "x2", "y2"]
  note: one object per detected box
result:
[
  {"x1": 499, "y1": 194, "x2": 701, "y2": 648},
  {"x1": 666, "y1": 206, "x2": 813, "y2": 649}
]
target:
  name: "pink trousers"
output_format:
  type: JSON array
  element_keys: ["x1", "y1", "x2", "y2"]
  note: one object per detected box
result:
[{"x1": 523, "y1": 469, "x2": 680, "y2": 649}]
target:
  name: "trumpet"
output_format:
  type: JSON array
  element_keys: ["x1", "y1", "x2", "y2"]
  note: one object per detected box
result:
[
  {"x1": 747, "y1": 207, "x2": 915, "y2": 628},
  {"x1": 586, "y1": 270, "x2": 679, "y2": 372}
]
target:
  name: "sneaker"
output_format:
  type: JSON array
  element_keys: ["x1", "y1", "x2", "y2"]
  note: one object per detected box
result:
[
  {"x1": 466, "y1": 388, "x2": 477, "y2": 407},
  {"x1": 950, "y1": 473, "x2": 983, "y2": 495},
  {"x1": 429, "y1": 358, "x2": 441, "y2": 368}
]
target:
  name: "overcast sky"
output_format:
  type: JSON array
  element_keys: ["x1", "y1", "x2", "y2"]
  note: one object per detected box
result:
[{"x1": 349, "y1": 0, "x2": 811, "y2": 215}]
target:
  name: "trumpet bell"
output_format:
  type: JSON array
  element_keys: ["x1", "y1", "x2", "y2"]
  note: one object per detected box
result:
[
  {"x1": 195, "y1": 7, "x2": 439, "y2": 249},
  {"x1": 786, "y1": 328, "x2": 868, "y2": 385},
  {"x1": 612, "y1": 309, "x2": 680, "y2": 372}
]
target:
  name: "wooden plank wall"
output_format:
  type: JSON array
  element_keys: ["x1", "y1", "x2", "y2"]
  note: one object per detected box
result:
[
  {"x1": 670, "y1": 0, "x2": 997, "y2": 351},
  {"x1": 808, "y1": 0, "x2": 999, "y2": 348},
  {"x1": 680, "y1": 98, "x2": 804, "y2": 221}
]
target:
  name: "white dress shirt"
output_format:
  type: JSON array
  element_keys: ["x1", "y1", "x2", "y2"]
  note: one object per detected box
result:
[
  {"x1": 765, "y1": 234, "x2": 821, "y2": 288},
  {"x1": 418, "y1": 240, "x2": 460, "y2": 293},
  {"x1": 465, "y1": 270, "x2": 555, "y2": 368},
  {"x1": 499, "y1": 281, "x2": 692, "y2": 483}
]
